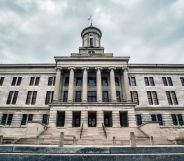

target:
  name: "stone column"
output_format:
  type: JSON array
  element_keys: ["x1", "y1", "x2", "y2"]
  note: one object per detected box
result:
[
  {"x1": 82, "y1": 67, "x2": 89, "y2": 102},
  {"x1": 122, "y1": 68, "x2": 131, "y2": 102},
  {"x1": 53, "y1": 68, "x2": 62, "y2": 102},
  {"x1": 96, "y1": 67, "x2": 102, "y2": 102},
  {"x1": 109, "y1": 67, "x2": 117, "y2": 102},
  {"x1": 68, "y1": 67, "x2": 75, "y2": 103}
]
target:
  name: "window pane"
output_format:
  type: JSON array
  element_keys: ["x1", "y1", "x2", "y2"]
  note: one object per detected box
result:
[
  {"x1": 26, "y1": 91, "x2": 32, "y2": 104},
  {"x1": 147, "y1": 91, "x2": 153, "y2": 105},
  {"x1": 29, "y1": 77, "x2": 35, "y2": 86},
  {"x1": 88, "y1": 77, "x2": 96, "y2": 86},
  {"x1": 157, "y1": 114, "x2": 163, "y2": 125},
  {"x1": 103, "y1": 91, "x2": 109, "y2": 102},
  {"x1": 42, "y1": 114, "x2": 49, "y2": 125},
  {"x1": 21, "y1": 114, "x2": 27, "y2": 125},
  {"x1": 88, "y1": 91, "x2": 96, "y2": 102},
  {"x1": 178, "y1": 114, "x2": 183, "y2": 126},
  {"x1": 35, "y1": 77, "x2": 40, "y2": 86},
  {"x1": 31, "y1": 91, "x2": 37, "y2": 104},
  {"x1": 63, "y1": 91, "x2": 68, "y2": 102},
  {"x1": 7, "y1": 91, "x2": 13, "y2": 104},
  {"x1": 75, "y1": 91, "x2": 81, "y2": 102},
  {"x1": 0, "y1": 77, "x2": 4, "y2": 86},
  {"x1": 144, "y1": 77, "x2": 149, "y2": 86},
  {"x1": 45, "y1": 91, "x2": 51, "y2": 104},
  {"x1": 48, "y1": 77, "x2": 53, "y2": 86},
  {"x1": 28, "y1": 114, "x2": 33, "y2": 122},
  {"x1": 102, "y1": 77, "x2": 108, "y2": 86},
  {"x1": 11, "y1": 77, "x2": 17, "y2": 86},
  {"x1": 171, "y1": 91, "x2": 178, "y2": 105},
  {"x1": 152, "y1": 91, "x2": 159, "y2": 105},
  {"x1": 7, "y1": 114, "x2": 13, "y2": 125},
  {"x1": 136, "y1": 114, "x2": 142, "y2": 126},
  {"x1": 162, "y1": 77, "x2": 167, "y2": 86},
  {"x1": 76, "y1": 77, "x2": 82, "y2": 86},
  {"x1": 12, "y1": 91, "x2": 18, "y2": 104},
  {"x1": 168, "y1": 77, "x2": 173, "y2": 86},
  {"x1": 17, "y1": 77, "x2": 22, "y2": 86},
  {"x1": 64, "y1": 77, "x2": 69, "y2": 86},
  {"x1": 150, "y1": 77, "x2": 155, "y2": 86},
  {"x1": 1, "y1": 114, "x2": 7, "y2": 125},
  {"x1": 166, "y1": 91, "x2": 172, "y2": 105},
  {"x1": 171, "y1": 114, "x2": 178, "y2": 125},
  {"x1": 115, "y1": 77, "x2": 120, "y2": 86}
]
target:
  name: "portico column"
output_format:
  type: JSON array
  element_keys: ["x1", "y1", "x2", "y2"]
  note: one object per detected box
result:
[
  {"x1": 96, "y1": 67, "x2": 102, "y2": 102},
  {"x1": 68, "y1": 67, "x2": 75, "y2": 102},
  {"x1": 53, "y1": 67, "x2": 62, "y2": 102},
  {"x1": 109, "y1": 67, "x2": 116, "y2": 102},
  {"x1": 122, "y1": 68, "x2": 131, "y2": 102},
  {"x1": 82, "y1": 67, "x2": 89, "y2": 102}
]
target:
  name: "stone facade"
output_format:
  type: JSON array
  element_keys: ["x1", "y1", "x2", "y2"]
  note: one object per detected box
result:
[{"x1": 0, "y1": 25, "x2": 184, "y2": 145}]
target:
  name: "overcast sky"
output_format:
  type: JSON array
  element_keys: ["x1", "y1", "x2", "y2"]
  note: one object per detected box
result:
[{"x1": 0, "y1": 0, "x2": 184, "y2": 64}]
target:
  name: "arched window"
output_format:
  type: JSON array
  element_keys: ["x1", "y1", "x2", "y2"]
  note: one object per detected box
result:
[{"x1": 89, "y1": 34, "x2": 94, "y2": 47}]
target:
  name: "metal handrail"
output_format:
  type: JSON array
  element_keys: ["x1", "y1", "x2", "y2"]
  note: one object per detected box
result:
[
  {"x1": 80, "y1": 123, "x2": 84, "y2": 139},
  {"x1": 102, "y1": 123, "x2": 107, "y2": 138}
]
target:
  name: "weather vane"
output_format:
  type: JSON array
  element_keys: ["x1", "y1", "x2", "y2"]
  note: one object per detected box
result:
[{"x1": 88, "y1": 15, "x2": 93, "y2": 26}]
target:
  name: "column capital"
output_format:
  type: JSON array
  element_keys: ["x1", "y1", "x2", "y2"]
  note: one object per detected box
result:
[
  {"x1": 55, "y1": 67, "x2": 62, "y2": 71},
  {"x1": 95, "y1": 66, "x2": 103, "y2": 70},
  {"x1": 122, "y1": 67, "x2": 129, "y2": 71},
  {"x1": 108, "y1": 66, "x2": 116, "y2": 70},
  {"x1": 68, "y1": 66, "x2": 76, "y2": 70},
  {"x1": 81, "y1": 66, "x2": 89, "y2": 70}
]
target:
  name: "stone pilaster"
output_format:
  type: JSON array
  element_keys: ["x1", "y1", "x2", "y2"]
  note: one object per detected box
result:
[
  {"x1": 97, "y1": 110, "x2": 103, "y2": 127},
  {"x1": 96, "y1": 67, "x2": 102, "y2": 102},
  {"x1": 122, "y1": 68, "x2": 131, "y2": 102},
  {"x1": 112, "y1": 111, "x2": 120, "y2": 127},
  {"x1": 109, "y1": 67, "x2": 116, "y2": 102},
  {"x1": 49, "y1": 110, "x2": 57, "y2": 127},
  {"x1": 82, "y1": 67, "x2": 89, "y2": 102},
  {"x1": 81, "y1": 110, "x2": 88, "y2": 128},
  {"x1": 53, "y1": 68, "x2": 62, "y2": 102},
  {"x1": 68, "y1": 67, "x2": 75, "y2": 103},
  {"x1": 128, "y1": 109, "x2": 137, "y2": 127},
  {"x1": 65, "y1": 110, "x2": 72, "y2": 128},
  {"x1": 11, "y1": 112, "x2": 22, "y2": 127}
]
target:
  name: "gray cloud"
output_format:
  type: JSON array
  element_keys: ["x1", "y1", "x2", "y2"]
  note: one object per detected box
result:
[{"x1": 0, "y1": 0, "x2": 184, "y2": 64}]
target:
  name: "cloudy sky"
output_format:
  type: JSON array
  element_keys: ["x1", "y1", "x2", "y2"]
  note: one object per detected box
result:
[{"x1": 0, "y1": 0, "x2": 184, "y2": 64}]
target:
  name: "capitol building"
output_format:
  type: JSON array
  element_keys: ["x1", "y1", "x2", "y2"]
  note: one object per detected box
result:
[{"x1": 0, "y1": 24, "x2": 184, "y2": 145}]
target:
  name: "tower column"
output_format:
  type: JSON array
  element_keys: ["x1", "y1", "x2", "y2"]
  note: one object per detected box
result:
[
  {"x1": 53, "y1": 67, "x2": 62, "y2": 102},
  {"x1": 109, "y1": 67, "x2": 116, "y2": 102},
  {"x1": 68, "y1": 67, "x2": 75, "y2": 102},
  {"x1": 122, "y1": 68, "x2": 131, "y2": 102},
  {"x1": 82, "y1": 67, "x2": 89, "y2": 102},
  {"x1": 96, "y1": 67, "x2": 102, "y2": 102}
]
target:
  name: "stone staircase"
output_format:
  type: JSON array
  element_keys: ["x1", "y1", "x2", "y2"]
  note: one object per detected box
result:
[{"x1": 15, "y1": 126, "x2": 173, "y2": 145}]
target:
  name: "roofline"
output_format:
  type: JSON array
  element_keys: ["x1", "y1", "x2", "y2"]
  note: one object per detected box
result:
[
  {"x1": 129, "y1": 64, "x2": 184, "y2": 68},
  {"x1": 0, "y1": 63, "x2": 55, "y2": 68},
  {"x1": 54, "y1": 56, "x2": 130, "y2": 62}
]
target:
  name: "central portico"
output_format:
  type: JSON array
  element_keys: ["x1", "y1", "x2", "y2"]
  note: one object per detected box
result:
[{"x1": 49, "y1": 24, "x2": 137, "y2": 130}]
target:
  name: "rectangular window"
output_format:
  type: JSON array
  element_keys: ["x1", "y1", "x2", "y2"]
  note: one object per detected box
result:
[
  {"x1": 180, "y1": 77, "x2": 184, "y2": 86},
  {"x1": 151, "y1": 114, "x2": 163, "y2": 125},
  {"x1": 116, "y1": 91, "x2": 121, "y2": 102},
  {"x1": 162, "y1": 77, "x2": 173, "y2": 86},
  {"x1": 1, "y1": 114, "x2": 13, "y2": 126},
  {"x1": 147, "y1": 91, "x2": 159, "y2": 105},
  {"x1": 29, "y1": 77, "x2": 40, "y2": 86},
  {"x1": 26, "y1": 91, "x2": 37, "y2": 105},
  {"x1": 171, "y1": 114, "x2": 183, "y2": 126},
  {"x1": 11, "y1": 77, "x2": 22, "y2": 86},
  {"x1": 57, "y1": 111, "x2": 65, "y2": 127},
  {"x1": 136, "y1": 114, "x2": 142, "y2": 126},
  {"x1": 144, "y1": 77, "x2": 155, "y2": 86},
  {"x1": 76, "y1": 77, "x2": 82, "y2": 86},
  {"x1": 115, "y1": 77, "x2": 120, "y2": 86},
  {"x1": 130, "y1": 91, "x2": 139, "y2": 105},
  {"x1": 63, "y1": 91, "x2": 68, "y2": 102},
  {"x1": 21, "y1": 114, "x2": 33, "y2": 125},
  {"x1": 42, "y1": 114, "x2": 49, "y2": 125},
  {"x1": 88, "y1": 91, "x2": 96, "y2": 102},
  {"x1": 64, "y1": 77, "x2": 69, "y2": 86},
  {"x1": 0, "y1": 77, "x2": 4, "y2": 86},
  {"x1": 102, "y1": 77, "x2": 108, "y2": 86},
  {"x1": 75, "y1": 91, "x2": 81, "y2": 102},
  {"x1": 88, "y1": 77, "x2": 96, "y2": 86},
  {"x1": 6, "y1": 91, "x2": 19, "y2": 104},
  {"x1": 129, "y1": 77, "x2": 136, "y2": 86},
  {"x1": 166, "y1": 91, "x2": 178, "y2": 105},
  {"x1": 48, "y1": 76, "x2": 56, "y2": 86},
  {"x1": 102, "y1": 91, "x2": 109, "y2": 102},
  {"x1": 45, "y1": 91, "x2": 54, "y2": 104}
]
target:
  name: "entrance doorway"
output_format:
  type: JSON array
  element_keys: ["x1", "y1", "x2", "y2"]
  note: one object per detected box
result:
[
  {"x1": 72, "y1": 111, "x2": 81, "y2": 127},
  {"x1": 120, "y1": 111, "x2": 128, "y2": 127},
  {"x1": 104, "y1": 111, "x2": 112, "y2": 127},
  {"x1": 56, "y1": 111, "x2": 65, "y2": 127},
  {"x1": 88, "y1": 111, "x2": 96, "y2": 127}
]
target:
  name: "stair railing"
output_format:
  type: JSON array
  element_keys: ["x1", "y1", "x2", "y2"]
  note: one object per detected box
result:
[
  {"x1": 102, "y1": 123, "x2": 107, "y2": 138},
  {"x1": 80, "y1": 123, "x2": 84, "y2": 139}
]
